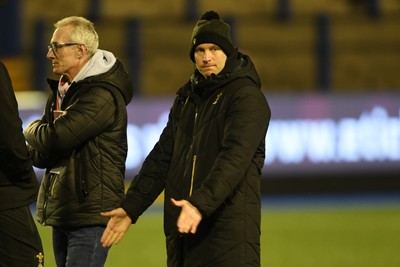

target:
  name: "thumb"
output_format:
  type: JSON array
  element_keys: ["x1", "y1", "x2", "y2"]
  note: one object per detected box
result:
[
  {"x1": 170, "y1": 198, "x2": 182, "y2": 207},
  {"x1": 100, "y1": 210, "x2": 114, "y2": 217}
]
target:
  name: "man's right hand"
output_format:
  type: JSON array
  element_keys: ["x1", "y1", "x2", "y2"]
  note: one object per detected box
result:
[{"x1": 100, "y1": 208, "x2": 132, "y2": 247}]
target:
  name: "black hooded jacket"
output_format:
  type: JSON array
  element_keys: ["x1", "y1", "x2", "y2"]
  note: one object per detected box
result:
[
  {"x1": 122, "y1": 51, "x2": 271, "y2": 267},
  {"x1": 24, "y1": 54, "x2": 133, "y2": 228},
  {"x1": 0, "y1": 60, "x2": 39, "y2": 211}
]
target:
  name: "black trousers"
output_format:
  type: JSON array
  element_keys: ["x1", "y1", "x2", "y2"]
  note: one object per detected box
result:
[{"x1": 0, "y1": 206, "x2": 44, "y2": 267}]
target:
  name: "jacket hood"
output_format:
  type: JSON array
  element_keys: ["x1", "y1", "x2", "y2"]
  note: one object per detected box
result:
[
  {"x1": 178, "y1": 50, "x2": 261, "y2": 100},
  {"x1": 73, "y1": 49, "x2": 117, "y2": 82},
  {"x1": 48, "y1": 50, "x2": 134, "y2": 105}
]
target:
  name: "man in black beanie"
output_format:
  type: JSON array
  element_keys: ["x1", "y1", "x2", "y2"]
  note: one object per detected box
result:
[
  {"x1": 101, "y1": 10, "x2": 271, "y2": 267},
  {"x1": 0, "y1": 59, "x2": 44, "y2": 266},
  {"x1": 189, "y1": 11, "x2": 235, "y2": 62}
]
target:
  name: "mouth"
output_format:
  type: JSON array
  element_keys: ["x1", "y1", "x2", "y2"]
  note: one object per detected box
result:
[{"x1": 202, "y1": 65, "x2": 215, "y2": 70}]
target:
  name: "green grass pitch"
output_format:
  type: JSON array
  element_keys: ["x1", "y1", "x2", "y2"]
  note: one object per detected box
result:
[{"x1": 36, "y1": 198, "x2": 400, "y2": 267}]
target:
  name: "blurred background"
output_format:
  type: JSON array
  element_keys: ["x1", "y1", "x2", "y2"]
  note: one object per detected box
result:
[
  {"x1": 1, "y1": 1, "x2": 400, "y2": 266},
  {"x1": 1, "y1": 0, "x2": 399, "y2": 194},
  {"x1": 1, "y1": 0, "x2": 400, "y2": 94}
]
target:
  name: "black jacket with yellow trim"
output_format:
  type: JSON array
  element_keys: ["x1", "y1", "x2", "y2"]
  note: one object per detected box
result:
[{"x1": 123, "y1": 51, "x2": 271, "y2": 267}]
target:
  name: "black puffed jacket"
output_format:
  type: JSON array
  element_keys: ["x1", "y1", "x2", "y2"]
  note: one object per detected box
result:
[
  {"x1": 122, "y1": 51, "x2": 271, "y2": 267},
  {"x1": 24, "y1": 58, "x2": 133, "y2": 228}
]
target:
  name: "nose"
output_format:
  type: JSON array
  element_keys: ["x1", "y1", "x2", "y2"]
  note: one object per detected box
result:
[
  {"x1": 202, "y1": 50, "x2": 211, "y2": 62},
  {"x1": 47, "y1": 49, "x2": 55, "y2": 59}
]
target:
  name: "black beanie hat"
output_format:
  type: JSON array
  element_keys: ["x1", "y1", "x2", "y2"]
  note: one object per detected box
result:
[{"x1": 189, "y1": 11, "x2": 235, "y2": 62}]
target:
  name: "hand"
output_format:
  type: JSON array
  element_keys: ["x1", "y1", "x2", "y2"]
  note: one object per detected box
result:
[
  {"x1": 100, "y1": 208, "x2": 132, "y2": 247},
  {"x1": 171, "y1": 198, "x2": 202, "y2": 234}
]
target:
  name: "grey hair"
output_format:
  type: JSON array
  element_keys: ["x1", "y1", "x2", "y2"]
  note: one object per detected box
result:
[{"x1": 54, "y1": 16, "x2": 99, "y2": 57}]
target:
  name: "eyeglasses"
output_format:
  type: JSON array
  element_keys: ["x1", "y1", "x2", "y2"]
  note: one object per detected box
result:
[{"x1": 48, "y1": 42, "x2": 80, "y2": 53}]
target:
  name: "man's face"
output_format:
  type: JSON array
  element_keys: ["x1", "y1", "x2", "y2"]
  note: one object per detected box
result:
[
  {"x1": 194, "y1": 43, "x2": 227, "y2": 78},
  {"x1": 47, "y1": 25, "x2": 82, "y2": 81}
]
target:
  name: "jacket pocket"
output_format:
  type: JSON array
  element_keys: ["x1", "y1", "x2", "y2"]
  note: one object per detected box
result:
[
  {"x1": 36, "y1": 166, "x2": 62, "y2": 225},
  {"x1": 74, "y1": 151, "x2": 88, "y2": 203},
  {"x1": 48, "y1": 166, "x2": 62, "y2": 197}
]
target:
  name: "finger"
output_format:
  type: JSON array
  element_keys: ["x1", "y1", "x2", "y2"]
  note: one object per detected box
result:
[
  {"x1": 100, "y1": 227, "x2": 111, "y2": 244},
  {"x1": 177, "y1": 226, "x2": 189, "y2": 234},
  {"x1": 114, "y1": 232, "x2": 124, "y2": 245},
  {"x1": 176, "y1": 216, "x2": 188, "y2": 232},
  {"x1": 101, "y1": 235, "x2": 112, "y2": 247},
  {"x1": 104, "y1": 231, "x2": 123, "y2": 246},
  {"x1": 100, "y1": 230, "x2": 108, "y2": 243},
  {"x1": 102, "y1": 222, "x2": 120, "y2": 247},
  {"x1": 100, "y1": 211, "x2": 112, "y2": 217},
  {"x1": 171, "y1": 198, "x2": 185, "y2": 207},
  {"x1": 102, "y1": 239, "x2": 112, "y2": 248},
  {"x1": 101, "y1": 209, "x2": 120, "y2": 218},
  {"x1": 101, "y1": 231, "x2": 115, "y2": 247},
  {"x1": 106, "y1": 232, "x2": 119, "y2": 247},
  {"x1": 190, "y1": 223, "x2": 198, "y2": 234},
  {"x1": 170, "y1": 198, "x2": 178, "y2": 206}
]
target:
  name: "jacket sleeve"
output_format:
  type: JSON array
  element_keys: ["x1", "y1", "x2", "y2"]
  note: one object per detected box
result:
[
  {"x1": 24, "y1": 87, "x2": 116, "y2": 154},
  {"x1": 27, "y1": 144, "x2": 61, "y2": 169},
  {"x1": 122, "y1": 100, "x2": 178, "y2": 222},
  {"x1": 0, "y1": 61, "x2": 36, "y2": 183},
  {"x1": 188, "y1": 86, "x2": 271, "y2": 217}
]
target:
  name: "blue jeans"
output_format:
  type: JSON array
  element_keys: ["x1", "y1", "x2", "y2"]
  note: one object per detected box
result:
[{"x1": 52, "y1": 226, "x2": 110, "y2": 267}]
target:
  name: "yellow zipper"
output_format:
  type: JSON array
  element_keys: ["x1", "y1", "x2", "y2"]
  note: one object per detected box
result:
[{"x1": 189, "y1": 155, "x2": 196, "y2": 196}]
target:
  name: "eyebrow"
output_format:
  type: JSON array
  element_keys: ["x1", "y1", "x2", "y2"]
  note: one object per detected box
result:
[{"x1": 195, "y1": 44, "x2": 221, "y2": 51}]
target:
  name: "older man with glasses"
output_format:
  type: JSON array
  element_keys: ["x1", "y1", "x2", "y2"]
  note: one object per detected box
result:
[{"x1": 24, "y1": 16, "x2": 134, "y2": 267}]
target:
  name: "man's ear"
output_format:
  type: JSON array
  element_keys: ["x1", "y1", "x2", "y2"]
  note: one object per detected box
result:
[{"x1": 77, "y1": 44, "x2": 86, "y2": 59}]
